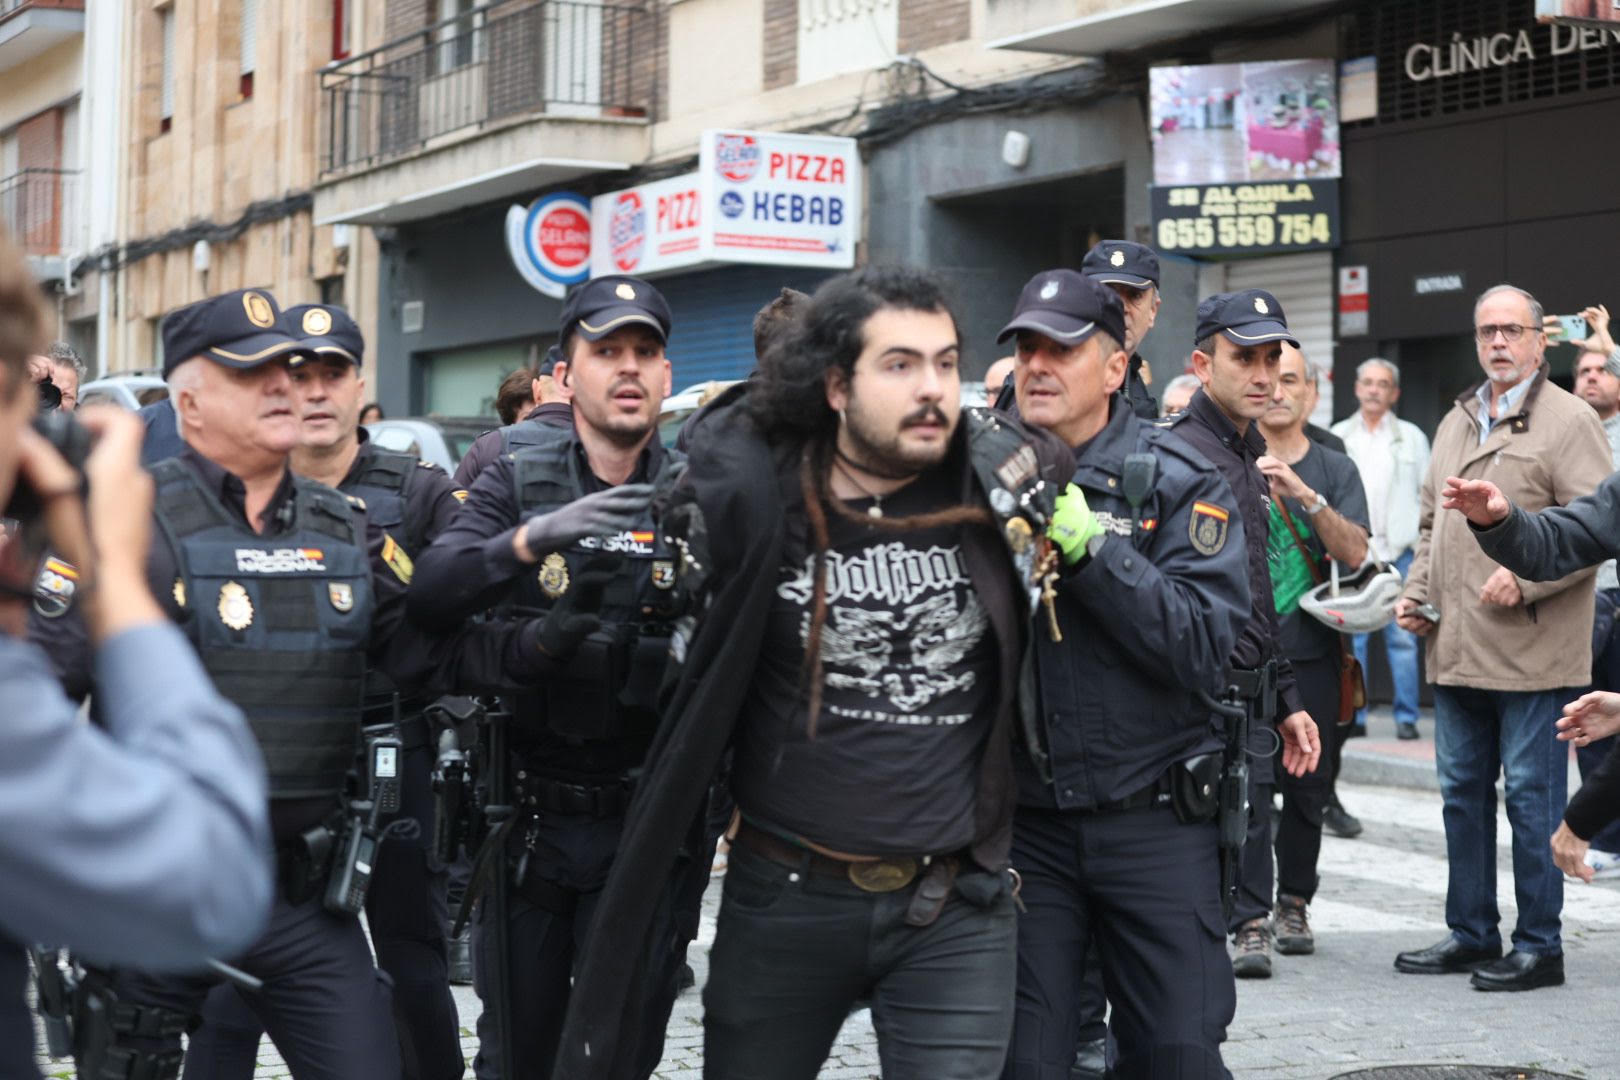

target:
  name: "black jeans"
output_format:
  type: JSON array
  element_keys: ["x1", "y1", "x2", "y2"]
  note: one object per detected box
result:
[
  {"x1": 1004, "y1": 806, "x2": 1232, "y2": 1080},
  {"x1": 703, "y1": 846, "x2": 1017, "y2": 1080},
  {"x1": 1274, "y1": 652, "x2": 1343, "y2": 903}
]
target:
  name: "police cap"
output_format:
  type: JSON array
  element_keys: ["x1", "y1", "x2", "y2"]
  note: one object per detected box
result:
[
  {"x1": 281, "y1": 303, "x2": 364, "y2": 366},
  {"x1": 997, "y1": 269, "x2": 1128, "y2": 351},
  {"x1": 1080, "y1": 240, "x2": 1160, "y2": 291},
  {"x1": 160, "y1": 289, "x2": 311, "y2": 378},
  {"x1": 1195, "y1": 289, "x2": 1300, "y2": 349},
  {"x1": 560, "y1": 275, "x2": 671, "y2": 345}
]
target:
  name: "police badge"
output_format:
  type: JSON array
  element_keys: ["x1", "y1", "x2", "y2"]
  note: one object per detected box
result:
[
  {"x1": 218, "y1": 581, "x2": 254, "y2": 630},
  {"x1": 329, "y1": 582, "x2": 355, "y2": 613},
  {"x1": 1189, "y1": 501, "x2": 1230, "y2": 556},
  {"x1": 538, "y1": 552, "x2": 570, "y2": 598},
  {"x1": 651, "y1": 560, "x2": 676, "y2": 590}
]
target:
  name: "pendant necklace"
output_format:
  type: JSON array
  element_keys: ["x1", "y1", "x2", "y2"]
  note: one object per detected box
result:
[{"x1": 832, "y1": 456, "x2": 886, "y2": 519}]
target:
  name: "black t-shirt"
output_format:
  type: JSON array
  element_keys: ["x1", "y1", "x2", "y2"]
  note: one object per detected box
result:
[
  {"x1": 732, "y1": 469, "x2": 998, "y2": 856},
  {"x1": 1269, "y1": 443, "x2": 1370, "y2": 660}
]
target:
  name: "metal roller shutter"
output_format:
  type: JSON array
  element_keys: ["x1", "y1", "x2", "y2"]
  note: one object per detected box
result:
[
  {"x1": 656, "y1": 265, "x2": 834, "y2": 390},
  {"x1": 1220, "y1": 251, "x2": 1335, "y2": 425}
]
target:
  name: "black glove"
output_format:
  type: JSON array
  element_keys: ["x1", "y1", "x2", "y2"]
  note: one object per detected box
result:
[
  {"x1": 521, "y1": 484, "x2": 655, "y2": 562},
  {"x1": 535, "y1": 556, "x2": 617, "y2": 660}
]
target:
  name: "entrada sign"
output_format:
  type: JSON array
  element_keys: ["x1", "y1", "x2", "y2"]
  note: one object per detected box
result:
[{"x1": 1405, "y1": 22, "x2": 1620, "y2": 82}]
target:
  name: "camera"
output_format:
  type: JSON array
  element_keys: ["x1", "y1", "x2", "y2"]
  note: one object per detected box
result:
[{"x1": 2, "y1": 410, "x2": 90, "y2": 525}]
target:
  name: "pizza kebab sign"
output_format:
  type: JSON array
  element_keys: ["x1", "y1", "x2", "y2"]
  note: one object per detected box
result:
[{"x1": 505, "y1": 129, "x2": 858, "y2": 297}]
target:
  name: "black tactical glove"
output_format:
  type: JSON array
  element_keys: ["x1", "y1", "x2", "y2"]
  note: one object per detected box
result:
[
  {"x1": 520, "y1": 484, "x2": 655, "y2": 562},
  {"x1": 535, "y1": 556, "x2": 617, "y2": 660}
]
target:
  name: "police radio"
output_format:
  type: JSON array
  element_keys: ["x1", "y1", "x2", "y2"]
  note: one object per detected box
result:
[
  {"x1": 324, "y1": 798, "x2": 379, "y2": 916},
  {"x1": 367, "y1": 731, "x2": 403, "y2": 816}
]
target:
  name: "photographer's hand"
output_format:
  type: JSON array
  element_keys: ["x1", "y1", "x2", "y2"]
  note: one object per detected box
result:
[{"x1": 75, "y1": 408, "x2": 161, "y2": 642}]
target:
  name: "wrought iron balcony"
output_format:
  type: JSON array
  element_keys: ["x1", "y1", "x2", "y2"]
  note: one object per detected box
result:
[
  {"x1": 319, "y1": 0, "x2": 653, "y2": 178},
  {"x1": 0, "y1": 168, "x2": 78, "y2": 256}
]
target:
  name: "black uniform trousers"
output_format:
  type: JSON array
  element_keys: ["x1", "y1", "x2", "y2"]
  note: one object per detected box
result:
[
  {"x1": 472, "y1": 807, "x2": 690, "y2": 1080},
  {"x1": 1004, "y1": 805, "x2": 1234, "y2": 1080},
  {"x1": 113, "y1": 892, "x2": 400, "y2": 1080},
  {"x1": 1229, "y1": 652, "x2": 1340, "y2": 929},
  {"x1": 187, "y1": 740, "x2": 463, "y2": 1079},
  {"x1": 2, "y1": 937, "x2": 41, "y2": 1080}
]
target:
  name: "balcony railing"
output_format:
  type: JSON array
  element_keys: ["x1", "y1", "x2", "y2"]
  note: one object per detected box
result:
[
  {"x1": 319, "y1": 0, "x2": 653, "y2": 178},
  {"x1": 0, "y1": 168, "x2": 78, "y2": 256}
]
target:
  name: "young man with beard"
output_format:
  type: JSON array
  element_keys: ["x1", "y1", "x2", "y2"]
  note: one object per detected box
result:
[
  {"x1": 1163, "y1": 290, "x2": 1322, "y2": 977},
  {"x1": 1254, "y1": 343, "x2": 1369, "y2": 965},
  {"x1": 997, "y1": 270, "x2": 1250, "y2": 1079},
  {"x1": 552, "y1": 266, "x2": 1072, "y2": 1080}
]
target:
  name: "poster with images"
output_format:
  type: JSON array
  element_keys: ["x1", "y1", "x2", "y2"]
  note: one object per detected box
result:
[
  {"x1": 1535, "y1": 1, "x2": 1620, "y2": 22},
  {"x1": 1150, "y1": 60, "x2": 1341, "y2": 185}
]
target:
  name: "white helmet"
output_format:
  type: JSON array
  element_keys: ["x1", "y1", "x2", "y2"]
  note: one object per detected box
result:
[{"x1": 1299, "y1": 560, "x2": 1404, "y2": 634}]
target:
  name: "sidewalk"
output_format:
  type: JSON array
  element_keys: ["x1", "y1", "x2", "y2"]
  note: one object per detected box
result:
[{"x1": 1337, "y1": 704, "x2": 1583, "y2": 793}]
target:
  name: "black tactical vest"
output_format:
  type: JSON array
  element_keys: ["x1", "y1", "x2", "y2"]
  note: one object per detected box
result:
[
  {"x1": 341, "y1": 443, "x2": 426, "y2": 726},
  {"x1": 152, "y1": 459, "x2": 373, "y2": 800},
  {"x1": 501, "y1": 418, "x2": 556, "y2": 456},
  {"x1": 507, "y1": 427, "x2": 685, "y2": 744}
]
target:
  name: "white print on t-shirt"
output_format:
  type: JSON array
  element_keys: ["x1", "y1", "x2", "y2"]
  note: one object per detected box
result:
[{"x1": 778, "y1": 541, "x2": 989, "y2": 722}]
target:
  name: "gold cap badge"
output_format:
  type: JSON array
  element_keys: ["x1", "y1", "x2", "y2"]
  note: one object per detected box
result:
[
  {"x1": 1110, "y1": 250, "x2": 1126, "y2": 267},
  {"x1": 243, "y1": 291, "x2": 275, "y2": 329},
  {"x1": 615, "y1": 283, "x2": 637, "y2": 300},
  {"x1": 302, "y1": 308, "x2": 333, "y2": 336},
  {"x1": 1254, "y1": 296, "x2": 1269, "y2": 314}
]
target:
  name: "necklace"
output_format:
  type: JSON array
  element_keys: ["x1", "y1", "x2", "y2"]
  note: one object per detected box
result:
[{"x1": 831, "y1": 457, "x2": 886, "y2": 519}]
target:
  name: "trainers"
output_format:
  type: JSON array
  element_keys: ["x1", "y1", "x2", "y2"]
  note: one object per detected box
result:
[
  {"x1": 1232, "y1": 918, "x2": 1273, "y2": 978},
  {"x1": 1274, "y1": 894, "x2": 1315, "y2": 955},
  {"x1": 1396, "y1": 720, "x2": 1420, "y2": 740},
  {"x1": 1585, "y1": 848, "x2": 1620, "y2": 880},
  {"x1": 1323, "y1": 801, "x2": 1364, "y2": 839}
]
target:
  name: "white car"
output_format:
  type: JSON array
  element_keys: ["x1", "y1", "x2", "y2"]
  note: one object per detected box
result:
[{"x1": 78, "y1": 373, "x2": 169, "y2": 410}]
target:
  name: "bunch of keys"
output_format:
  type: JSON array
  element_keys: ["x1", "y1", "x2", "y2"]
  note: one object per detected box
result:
[{"x1": 1035, "y1": 543, "x2": 1062, "y2": 643}]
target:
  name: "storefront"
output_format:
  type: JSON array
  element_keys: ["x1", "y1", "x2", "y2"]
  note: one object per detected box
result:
[
  {"x1": 372, "y1": 130, "x2": 855, "y2": 418},
  {"x1": 1331, "y1": 0, "x2": 1620, "y2": 432}
]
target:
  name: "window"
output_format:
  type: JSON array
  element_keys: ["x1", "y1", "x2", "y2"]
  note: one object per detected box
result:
[
  {"x1": 318, "y1": 275, "x2": 344, "y2": 306},
  {"x1": 159, "y1": 9, "x2": 175, "y2": 133},
  {"x1": 240, "y1": 0, "x2": 257, "y2": 99},
  {"x1": 332, "y1": 0, "x2": 351, "y2": 61}
]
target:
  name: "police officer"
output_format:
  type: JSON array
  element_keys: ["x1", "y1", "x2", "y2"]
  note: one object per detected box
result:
[
  {"x1": 409, "y1": 274, "x2": 686, "y2": 1080},
  {"x1": 454, "y1": 345, "x2": 574, "y2": 488},
  {"x1": 1163, "y1": 290, "x2": 1323, "y2": 975},
  {"x1": 33, "y1": 290, "x2": 555, "y2": 1080},
  {"x1": 1080, "y1": 240, "x2": 1163, "y2": 420},
  {"x1": 187, "y1": 303, "x2": 469, "y2": 1079},
  {"x1": 996, "y1": 271, "x2": 1250, "y2": 1079}
]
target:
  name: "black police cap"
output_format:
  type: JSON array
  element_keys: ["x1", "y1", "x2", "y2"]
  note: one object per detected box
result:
[
  {"x1": 538, "y1": 344, "x2": 562, "y2": 377},
  {"x1": 997, "y1": 270, "x2": 1128, "y2": 351},
  {"x1": 1081, "y1": 240, "x2": 1160, "y2": 291},
  {"x1": 281, "y1": 304, "x2": 364, "y2": 366},
  {"x1": 160, "y1": 289, "x2": 310, "y2": 378},
  {"x1": 560, "y1": 275, "x2": 671, "y2": 345},
  {"x1": 1194, "y1": 289, "x2": 1300, "y2": 349}
]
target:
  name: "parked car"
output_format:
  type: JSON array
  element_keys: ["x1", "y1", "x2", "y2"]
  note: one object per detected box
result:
[
  {"x1": 78, "y1": 372, "x2": 169, "y2": 410},
  {"x1": 657, "y1": 380, "x2": 739, "y2": 447},
  {"x1": 366, "y1": 417, "x2": 493, "y2": 474}
]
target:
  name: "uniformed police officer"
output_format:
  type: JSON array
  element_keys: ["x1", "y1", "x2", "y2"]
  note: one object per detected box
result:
[
  {"x1": 187, "y1": 303, "x2": 469, "y2": 1079},
  {"x1": 1163, "y1": 291, "x2": 1323, "y2": 973},
  {"x1": 454, "y1": 345, "x2": 574, "y2": 488},
  {"x1": 408, "y1": 275, "x2": 686, "y2": 1080},
  {"x1": 995, "y1": 271, "x2": 1250, "y2": 1079},
  {"x1": 1079, "y1": 240, "x2": 1163, "y2": 420},
  {"x1": 31, "y1": 290, "x2": 558, "y2": 1079}
]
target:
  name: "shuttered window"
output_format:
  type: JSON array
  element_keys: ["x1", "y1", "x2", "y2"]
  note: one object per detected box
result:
[
  {"x1": 1220, "y1": 252, "x2": 1336, "y2": 426},
  {"x1": 241, "y1": 0, "x2": 258, "y2": 74},
  {"x1": 159, "y1": 9, "x2": 175, "y2": 129}
]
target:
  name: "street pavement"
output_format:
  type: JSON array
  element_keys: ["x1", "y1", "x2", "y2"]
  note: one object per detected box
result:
[{"x1": 33, "y1": 708, "x2": 1620, "y2": 1079}]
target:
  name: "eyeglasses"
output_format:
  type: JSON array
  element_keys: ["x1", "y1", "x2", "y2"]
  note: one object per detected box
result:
[{"x1": 1474, "y1": 323, "x2": 1538, "y2": 343}]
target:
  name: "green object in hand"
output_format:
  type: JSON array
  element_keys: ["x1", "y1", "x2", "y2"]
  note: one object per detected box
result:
[{"x1": 1050, "y1": 483, "x2": 1105, "y2": 565}]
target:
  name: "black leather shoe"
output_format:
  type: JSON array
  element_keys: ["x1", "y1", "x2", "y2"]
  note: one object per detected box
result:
[
  {"x1": 1323, "y1": 801, "x2": 1363, "y2": 839},
  {"x1": 1071, "y1": 1037, "x2": 1107, "y2": 1080},
  {"x1": 1470, "y1": 949, "x2": 1564, "y2": 991},
  {"x1": 1394, "y1": 935, "x2": 1502, "y2": 974},
  {"x1": 448, "y1": 924, "x2": 474, "y2": 985}
]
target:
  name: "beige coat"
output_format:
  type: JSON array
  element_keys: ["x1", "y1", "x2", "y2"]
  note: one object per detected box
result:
[{"x1": 1404, "y1": 367, "x2": 1611, "y2": 692}]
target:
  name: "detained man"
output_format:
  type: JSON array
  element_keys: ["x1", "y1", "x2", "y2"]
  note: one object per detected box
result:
[{"x1": 552, "y1": 266, "x2": 1073, "y2": 1080}]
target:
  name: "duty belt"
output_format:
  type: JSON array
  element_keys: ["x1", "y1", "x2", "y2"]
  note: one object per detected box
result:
[
  {"x1": 525, "y1": 775, "x2": 634, "y2": 819},
  {"x1": 1089, "y1": 770, "x2": 1173, "y2": 814}
]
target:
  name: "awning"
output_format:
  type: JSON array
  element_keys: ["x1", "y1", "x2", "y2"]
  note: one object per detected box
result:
[{"x1": 986, "y1": 0, "x2": 1329, "y2": 56}]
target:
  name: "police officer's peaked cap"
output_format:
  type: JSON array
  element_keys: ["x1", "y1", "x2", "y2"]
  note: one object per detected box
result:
[
  {"x1": 282, "y1": 303, "x2": 364, "y2": 366},
  {"x1": 160, "y1": 289, "x2": 313, "y2": 378},
  {"x1": 538, "y1": 344, "x2": 563, "y2": 377},
  {"x1": 997, "y1": 269, "x2": 1128, "y2": 351},
  {"x1": 1195, "y1": 289, "x2": 1300, "y2": 349},
  {"x1": 1080, "y1": 240, "x2": 1160, "y2": 290},
  {"x1": 560, "y1": 275, "x2": 672, "y2": 345}
]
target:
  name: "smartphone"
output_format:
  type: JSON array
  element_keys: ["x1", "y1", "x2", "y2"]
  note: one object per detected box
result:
[
  {"x1": 1557, "y1": 315, "x2": 1589, "y2": 343},
  {"x1": 1414, "y1": 602, "x2": 1441, "y2": 624}
]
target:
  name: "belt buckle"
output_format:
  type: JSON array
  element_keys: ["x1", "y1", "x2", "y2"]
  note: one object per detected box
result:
[{"x1": 847, "y1": 857, "x2": 918, "y2": 893}]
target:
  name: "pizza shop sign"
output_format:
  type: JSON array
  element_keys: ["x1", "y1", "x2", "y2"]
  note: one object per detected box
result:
[{"x1": 1405, "y1": 21, "x2": 1620, "y2": 83}]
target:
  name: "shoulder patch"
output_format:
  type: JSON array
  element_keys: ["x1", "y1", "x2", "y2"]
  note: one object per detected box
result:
[
  {"x1": 380, "y1": 533, "x2": 414, "y2": 584},
  {"x1": 33, "y1": 556, "x2": 80, "y2": 619},
  {"x1": 1189, "y1": 501, "x2": 1230, "y2": 556},
  {"x1": 451, "y1": 489, "x2": 469, "y2": 503}
]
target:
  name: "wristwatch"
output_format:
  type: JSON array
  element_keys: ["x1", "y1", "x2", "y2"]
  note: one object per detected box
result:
[{"x1": 1303, "y1": 492, "x2": 1329, "y2": 516}]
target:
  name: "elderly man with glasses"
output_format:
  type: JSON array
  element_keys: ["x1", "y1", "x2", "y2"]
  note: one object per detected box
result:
[{"x1": 1391, "y1": 284, "x2": 1611, "y2": 992}]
